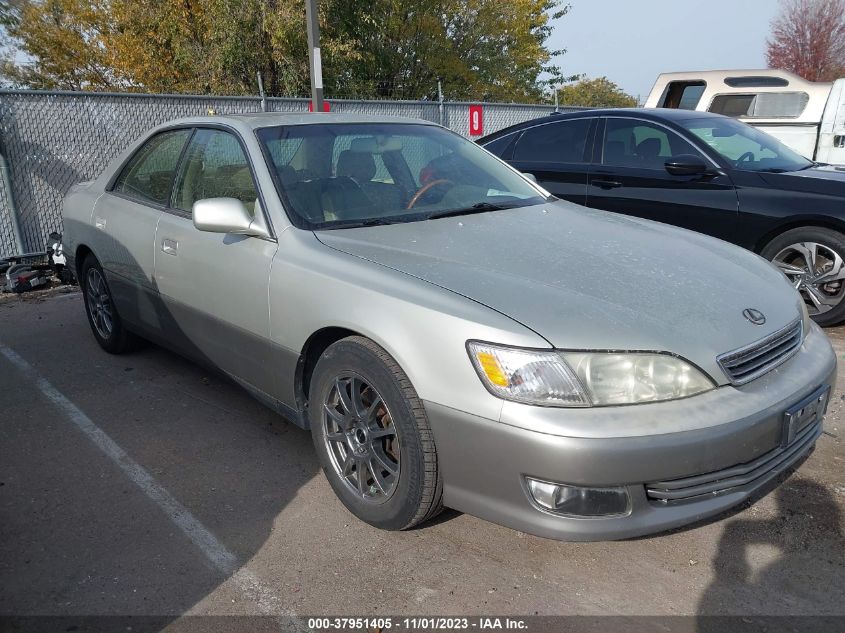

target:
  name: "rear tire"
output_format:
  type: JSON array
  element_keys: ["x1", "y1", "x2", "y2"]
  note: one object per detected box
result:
[
  {"x1": 80, "y1": 254, "x2": 141, "y2": 354},
  {"x1": 761, "y1": 226, "x2": 845, "y2": 327},
  {"x1": 309, "y1": 336, "x2": 443, "y2": 530}
]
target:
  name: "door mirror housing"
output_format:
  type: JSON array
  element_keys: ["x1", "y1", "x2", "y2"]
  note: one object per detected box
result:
[
  {"x1": 522, "y1": 172, "x2": 538, "y2": 183},
  {"x1": 192, "y1": 198, "x2": 268, "y2": 237},
  {"x1": 665, "y1": 155, "x2": 709, "y2": 176}
]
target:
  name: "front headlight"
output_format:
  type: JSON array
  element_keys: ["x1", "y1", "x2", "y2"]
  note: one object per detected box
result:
[{"x1": 467, "y1": 342, "x2": 714, "y2": 407}]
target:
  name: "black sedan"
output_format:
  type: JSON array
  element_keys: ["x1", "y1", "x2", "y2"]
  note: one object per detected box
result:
[{"x1": 479, "y1": 108, "x2": 845, "y2": 326}]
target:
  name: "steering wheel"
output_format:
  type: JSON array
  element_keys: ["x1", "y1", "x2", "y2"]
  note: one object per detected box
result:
[
  {"x1": 407, "y1": 179, "x2": 454, "y2": 209},
  {"x1": 736, "y1": 151, "x2": 755, "y2": 165}
]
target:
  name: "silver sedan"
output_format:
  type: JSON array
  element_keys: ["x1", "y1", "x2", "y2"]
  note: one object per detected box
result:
[{"x1": 62, "y1": 113, "x2": 836, "y2": 541}]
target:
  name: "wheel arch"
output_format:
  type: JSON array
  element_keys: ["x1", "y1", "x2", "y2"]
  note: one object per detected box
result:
[
  {"x1": 294, "y1": 325, "x2": 426, "y2": 417},
  {"x1": 74, "y1": 244, "x2": 94, "y2": 279},
  {"x1": 295, "y1": 326, "x2": 366, "y2": 413},
  {"x1": 754, "y1": 216, "x2": 845, "y2": 254}
]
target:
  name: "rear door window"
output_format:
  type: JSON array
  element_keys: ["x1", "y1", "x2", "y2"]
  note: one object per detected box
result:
[
  {"x1": 512, "y1": 119, "x2": 592, "y2": 163},
  {"x1": 112, "y1": 129, "x2": 192, "y2": 206}
]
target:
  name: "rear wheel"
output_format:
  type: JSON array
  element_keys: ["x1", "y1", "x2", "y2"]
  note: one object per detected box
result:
[
  {"x1": 80, "y1": 254, "x2": 140, "y2": 354},
  {"x1": 309, "y1": 336, "x2": 443, "y2": 530},
  {"x1": 762, "y1": 227, "x2": 845, "y2": 327}
]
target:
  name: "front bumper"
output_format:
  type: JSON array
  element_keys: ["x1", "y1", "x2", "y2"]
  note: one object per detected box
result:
[{"x1": 426, "y1": 325, "x2": 837, "y2": 541}]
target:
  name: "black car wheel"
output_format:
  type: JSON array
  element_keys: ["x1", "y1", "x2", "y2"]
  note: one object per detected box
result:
[
  {"x1": 80, "y1": 254, "x2": 141, "y2": 354},
  {"x1": 762, "y1": 227, "x2": 845, "y2": 327},
  {"x1": 309, "y1": 336, "x2": 443, "y2": 530}
]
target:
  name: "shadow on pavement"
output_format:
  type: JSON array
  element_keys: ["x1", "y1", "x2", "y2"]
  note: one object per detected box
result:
[{"x1": 697, "y1": 476, "x2": 845, "y2": 631}]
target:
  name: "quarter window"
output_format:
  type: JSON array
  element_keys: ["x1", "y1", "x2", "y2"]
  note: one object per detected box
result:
[
  {"x1": 660, "y1": 81, "x2": 706, "y2": 110},
  {"x1": 512, "y1": 119, "x2": 592, "y2": 163},
  {"x1": 112, "y1": 129, "x2": 192, "y2": 206},
  {"x1": 173, "y1": 129, "x2": 259, "y2": 215},
  {"x1": 602, "y1": 119, "x2": 703, "y2": 169}
]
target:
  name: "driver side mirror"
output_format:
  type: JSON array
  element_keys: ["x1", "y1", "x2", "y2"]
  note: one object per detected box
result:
[
  {"x1": 193, "y1": 197, "x2": 268, "y2": 238},
  {"x1": 665, "y1": 155, "x2": 709, "y2": 177}
]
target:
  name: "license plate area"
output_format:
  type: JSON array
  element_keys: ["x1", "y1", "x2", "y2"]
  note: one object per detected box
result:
[{"x1": 782, "y1": 386, "x2": 830, "y2": 448}]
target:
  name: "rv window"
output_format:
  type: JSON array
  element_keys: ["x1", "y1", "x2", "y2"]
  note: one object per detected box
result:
[
  {"x1": 724, "y1": 76, "x2": 790, "y2": 88},
  {"x1": 709, "y1": 92, "x2": 809, "y2": 118},
  {"x1": 661, "y1": 81, "x2": 706, "y2": 110}
]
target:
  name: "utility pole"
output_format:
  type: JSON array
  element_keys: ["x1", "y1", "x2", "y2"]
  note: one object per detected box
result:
[
  {"x1": 305, "y1": 0, "x2": 324, "y2": 112},
  {"x1": 437, "y1": 80, "x2": 444, "y2": 126}
]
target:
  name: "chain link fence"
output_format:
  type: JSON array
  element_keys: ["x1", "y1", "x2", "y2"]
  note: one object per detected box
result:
[{"x1": 0, "y1": 89, "x2": 585, "y2": 257}]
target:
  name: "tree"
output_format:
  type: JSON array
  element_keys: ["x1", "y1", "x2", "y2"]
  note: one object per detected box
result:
[
  {"x1": 0, "y1": 0, "x2": 572, "y2": 101},
  {"x1": 766, "y1": 0, "x2": 845, "y2": 82},
  {"x1": 556, "y1": 76, "x2": 637, "y2": 108},
  {"x1": 324, "y1": 0, "x2": 573, "y2": 101}
]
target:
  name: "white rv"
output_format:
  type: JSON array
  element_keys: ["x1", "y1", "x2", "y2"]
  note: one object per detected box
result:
[{"x1": 645, "y1": 69, "x2": 845, "y2": 165}]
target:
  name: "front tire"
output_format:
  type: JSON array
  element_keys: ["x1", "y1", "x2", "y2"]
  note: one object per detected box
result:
[
  {"x1": 309, "y1": 336, "x2": 443, "y2": 530},
  {"x1": 762, "y1": 226, "x2": 845, "y2": 327},
  {"x1": 80, "y1": 254, "x2": 140, "y2": 354}
]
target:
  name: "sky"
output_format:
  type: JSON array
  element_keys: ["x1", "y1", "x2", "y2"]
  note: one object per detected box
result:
[{"x1": 548, "y1": 0, "x2": 781, "y2": 101}]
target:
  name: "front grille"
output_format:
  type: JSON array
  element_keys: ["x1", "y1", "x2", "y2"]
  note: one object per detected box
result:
[
  {"x1": 646, "y1": 419, "x2": 820, "y2": 503},
  {"x1": 718, "y1": 319, "x2": 803, "y2": 385}
]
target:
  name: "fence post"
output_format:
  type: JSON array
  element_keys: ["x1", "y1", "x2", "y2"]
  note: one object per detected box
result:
[
  {"x1": 437, "y1": 80, "x2": 444, "y2": 126},
  {"x1": 257, "y1": 72, "x2": 267, "y2": 112},
  {"x1": 0, "y1": 150, "x2": 25, "y2": 256}
]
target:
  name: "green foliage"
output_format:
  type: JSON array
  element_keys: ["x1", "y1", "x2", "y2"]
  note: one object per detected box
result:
[
  {"x1": 1, "y1": 0, "x2": 573, "y2": 101},
  {"x1": 556, "y1": 76, "x2": 638, "y2": 108}
]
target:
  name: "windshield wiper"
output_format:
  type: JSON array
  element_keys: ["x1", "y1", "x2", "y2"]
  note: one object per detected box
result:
[
  {"x1": 322, "y1": 217, "x2": 401, "y2": 229},
  {"x1": 426, "y1": 201, "x2": 514, "y2": 221},
  {"x1": 756, "y1": 168, "x2": 789, "y2": 173}
]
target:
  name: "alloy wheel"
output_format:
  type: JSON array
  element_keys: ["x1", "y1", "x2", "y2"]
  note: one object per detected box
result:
[
  {"x1": 322, "y1": 375, "x2": 400, "y2": 503},
  {"x1": 773, "y1": 241, "x2": 845, "y2": 316},
  {"x1": 86, "y1": 268, "x2": 114, "y2": 339}
]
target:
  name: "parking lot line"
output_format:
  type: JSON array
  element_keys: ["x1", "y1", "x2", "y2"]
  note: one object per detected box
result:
[{"x1": 0, "y1": 342, "x2": 304, "y2": 626}]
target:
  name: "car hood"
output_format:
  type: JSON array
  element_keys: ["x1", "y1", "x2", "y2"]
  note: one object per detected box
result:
[
  {"x1": 758, "y1": 164, "x2": 845, "y2": 195},
  {"x1": 316, "y1": 201, "x2": 803, "y2": 383}
]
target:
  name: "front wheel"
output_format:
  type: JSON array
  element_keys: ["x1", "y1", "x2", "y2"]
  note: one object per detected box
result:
[
  {"x1": 309, "y1": 336, "x2": 443, "y2": 530},
  {"x1": 762, "y1": 227, "x2": 845, "y2": 327}
]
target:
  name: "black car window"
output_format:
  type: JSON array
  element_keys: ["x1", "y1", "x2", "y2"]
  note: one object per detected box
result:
[
  {"x1": 481, "y1": 133, "x2": 518, "y2": 157},
  {"x1": 173, "y1": 129, "x2": 259, "y2": 216},
  {"x1": 602, "y1": 118, "x2": 702, "y2": 170},
  {"x1": 112, "y1": 129, "x2": 192, "y2": 206},
  {"x1": 512, "y1": 119, "x2": 592, "y2": 163}
]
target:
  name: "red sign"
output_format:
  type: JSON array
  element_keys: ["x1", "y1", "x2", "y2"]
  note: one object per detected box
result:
[
  {"x1": 468, "y1": 104, "x2": 483, "y2": 136},
  {"x1": 308, "y1": 100, "x2": 332, "y2": 112}
]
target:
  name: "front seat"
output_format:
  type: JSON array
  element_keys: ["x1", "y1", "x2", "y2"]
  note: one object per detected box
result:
[
  {"x1": 635, "y1": 138, "x2": 663, "y2": 168},
  {"x1": 336, "y1": 150, "x2": 402, "y2": 212}
]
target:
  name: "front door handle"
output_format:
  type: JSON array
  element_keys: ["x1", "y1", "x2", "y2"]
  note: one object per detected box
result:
[
  {"x1": 161, "y1": 238, "x2": 178, "y2": 256},
  {"x1": 591, "y1": 179, "x2": 623, "y2": 189}
]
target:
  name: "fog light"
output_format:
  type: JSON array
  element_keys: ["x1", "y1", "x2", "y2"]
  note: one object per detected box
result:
[{"x1": 526, "y1": 478, "x2": 631, "y2": 517}]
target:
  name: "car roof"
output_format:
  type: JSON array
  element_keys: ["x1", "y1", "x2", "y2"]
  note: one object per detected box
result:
[
  {"x1": 161, "y1": 112, "x2": 438, "y2": 131},
  {"x1": 479, "y1": 107, "x2": 726, "y2": 141}
]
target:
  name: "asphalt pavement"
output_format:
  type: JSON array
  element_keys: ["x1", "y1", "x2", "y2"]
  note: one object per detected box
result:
[{"x1": 1, "y1": 289, "x2": 843, "y2": 629}]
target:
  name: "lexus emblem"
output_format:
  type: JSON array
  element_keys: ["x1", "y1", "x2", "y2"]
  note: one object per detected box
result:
[{"x1": 743, "y1": 308, "x2": 766, "y2": 325}]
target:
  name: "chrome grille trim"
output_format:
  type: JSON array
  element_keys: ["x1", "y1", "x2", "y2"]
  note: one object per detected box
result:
[
  {"x1": 646, "y1": 419, "x2": 820, "y2": 503},
  {"x1": 717, "y1": 319, "x2": 803, "y2": 386}
]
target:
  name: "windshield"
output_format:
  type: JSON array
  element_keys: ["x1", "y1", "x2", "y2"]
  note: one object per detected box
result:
[
  {"x1": 678, "y1": 116, "x2": 813, "y2": 173},
  {"x1": 256, "y1": 123, "x2": 547, "y2": 229}
]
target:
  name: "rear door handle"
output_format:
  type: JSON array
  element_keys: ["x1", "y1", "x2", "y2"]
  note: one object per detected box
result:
[
  {"x1": 161, "y1": 238, "x2": 178, "y2": 256},
  {"x1": 591, "y1": 179, "x2": 623, "y2": 189}
]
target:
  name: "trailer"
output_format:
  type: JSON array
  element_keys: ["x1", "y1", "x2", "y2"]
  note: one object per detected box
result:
[{"x1": 644, "y1": 69, "x2": 845, "y2": 165}]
